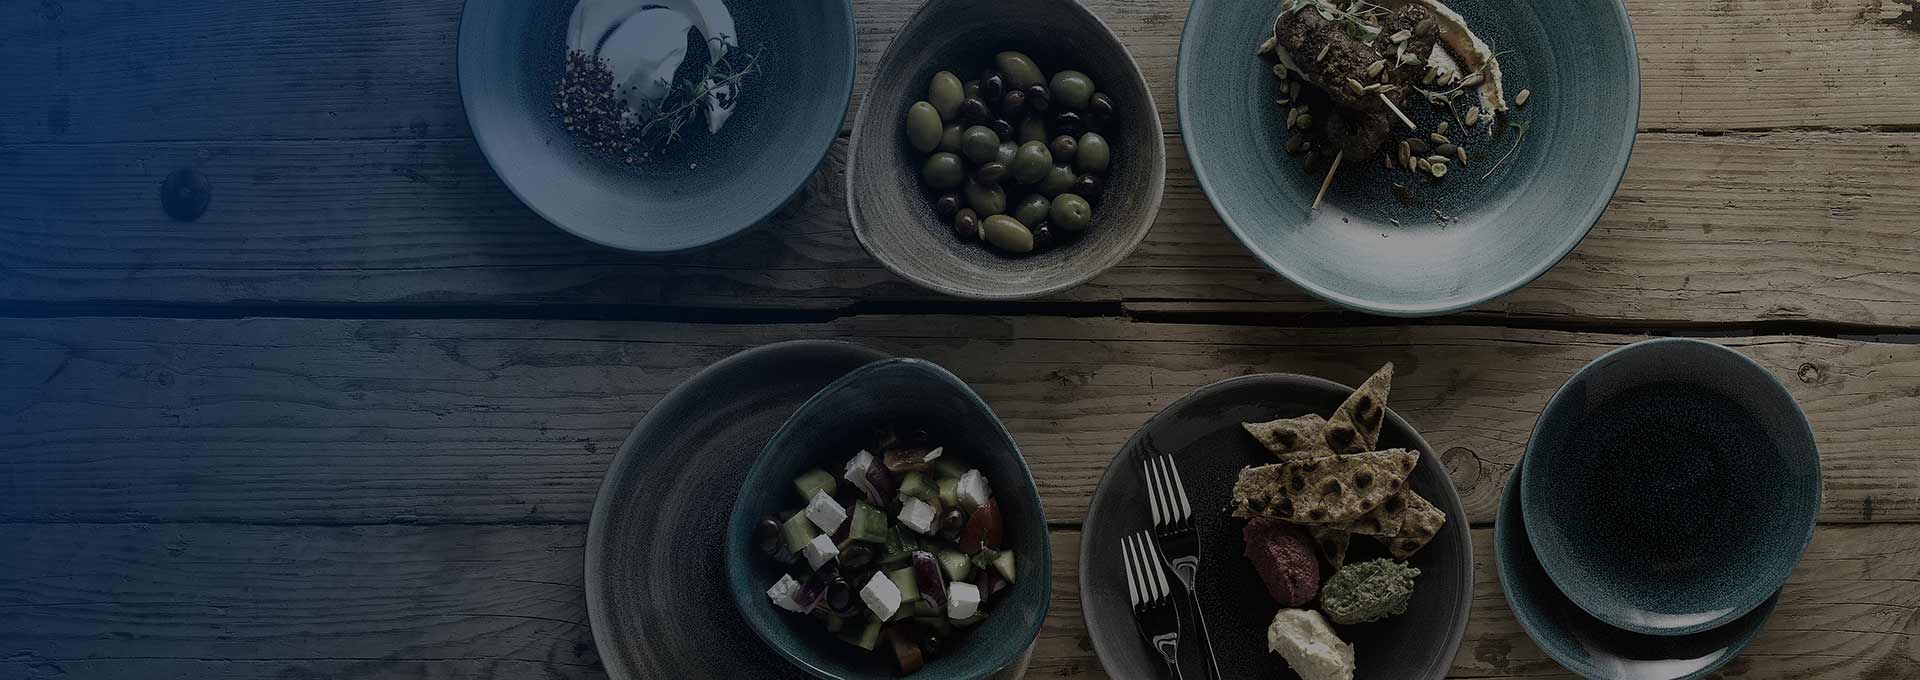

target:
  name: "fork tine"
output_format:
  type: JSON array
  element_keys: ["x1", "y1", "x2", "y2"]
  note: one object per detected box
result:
[
  {"x1": 1121, "y1": 536, "x2": 1142, "y2": 606},
  {"x1": 1164, "y1": 456, "x2": 1194, "y2": 522},
  {"x1": 1145, "y1": 534, "x2": 1171, "y2": 600},
  {"x1": 1142, "y1": 459, "x2": 1165, "y2": 527}
]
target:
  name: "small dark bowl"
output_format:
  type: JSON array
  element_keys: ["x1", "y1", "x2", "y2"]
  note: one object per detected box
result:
[
  {"x1": 846, "y1": 0, "x2": 1166, "y2": 300},
  {"x1": 725, "y1": 358, "x2": 1052, "y2": 679},
  {"x1": 458, "y1": 0, "x2": 856, "y2": 252},
  {"x1": 1498, "y1": 458, "x2": 1780, "y2": 680},
  {"x1": 1521, "y1": 339, "x2": 1819, "y2": 636}
]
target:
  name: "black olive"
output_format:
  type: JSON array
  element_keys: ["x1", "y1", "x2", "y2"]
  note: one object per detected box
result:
[
  {"x1": 999, "y1": 90, "x2": 1028, "y2": 120},
  {"x1": 160, "y1": 168, "x2": 212, "y2": 222},
  {"x1": 1051, "y1": 111, "x2": 1084, "y2": 138},
  {"x1": 1032, "y1": 221, "x2": 1057, "y2": 250},
  {"x1": 841, "y1": 544, "x2": 876, "y2": 570},
  {"x1": 979, "y1": 71, "x2": 1006, "y2": 103},
  {"x1": 1024, "y1": 84, "x2": 1052, "y2": 114},
  {"x1": 953, "y1": 208, "x2": 981, "y2": 242},
  {"x1": 987, "y1": 118, "x2": 1015, "y2": 141},
  {"x1": 958, "y1": 97, "x2": 992, "y2": 124},
  {"x1": 1072, "y1": 173, "x2": 1104, "y2": 200},
  {"x1": 1085, "y1": 92, "x2": 1115, "y2": 129},
  {"x1": 934, "y1": 192, "x2": 962, "y2": 220},
  {"x1": 756, "y1": 517, "x2": 784, "y2": 556}
]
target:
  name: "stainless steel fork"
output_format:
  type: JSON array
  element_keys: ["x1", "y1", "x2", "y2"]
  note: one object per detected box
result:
[
  {"x1": 1122, "y1": 532, "x2": 1185, "y2": 679},
  {"x1": 1144, "y1": 454, "x2": 1222, "y2": 680}
]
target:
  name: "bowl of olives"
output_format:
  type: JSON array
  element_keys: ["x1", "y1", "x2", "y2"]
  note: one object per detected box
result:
[{"x1": 847, "y1": 0, "x2": 1166, "y2": 300}]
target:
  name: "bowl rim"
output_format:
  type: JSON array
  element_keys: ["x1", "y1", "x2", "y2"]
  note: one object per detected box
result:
[
  {"x1": 845, "y1": 0, "x2": 1167, "y2": 300},
  {"x1": 1496, "y1": 457, "x2": 1782, "y2": 680},
  {"x1": 1518, "y1": 337, "x2": 1821, "y2": 636},
  {"x1": 1079, "y1": 371, "x2": 1474, "y2": 680},
  {"x1": 723, "y1": 357, "x2": 1054, "y2": 679},
  {"x1": 456, "y1": 0, "x2": 859, "y2": 254},
  {"x1": 1174, "y1": 0, "x2": 1642, "y2": 317}
]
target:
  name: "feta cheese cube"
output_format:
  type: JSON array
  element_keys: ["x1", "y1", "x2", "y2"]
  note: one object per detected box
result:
[
  {"x1": 767, "y1": 574, "x2": 808, "y2": 613},
  {"x1": 923, "y1": 446, "x2": 944, "y2": 462},
  {"x1": 860, "y1": 571, "x2": 903, "y2": 620},
  {"x1": 898, "y1": 496, "x2": 938, "y2": 535},
  {"x1": 957, "y1": 469, "x2": 992, "y2": 511},
  {"x1": 805, "y1": 490, "x2": 848, "y2": 534},
  {"x1": 802, "y1": 533, "x2": 840, "y2": 570},
  {"x1": 947, "y1": 581, "x2": 982, "y2": 619},
  {"x1": 844, "y1": 450, "x2": 878, "y2": 500}
]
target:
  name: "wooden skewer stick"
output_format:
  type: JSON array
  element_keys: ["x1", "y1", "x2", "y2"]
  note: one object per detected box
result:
[
  {"x1": 1312, "y1": 150, "x2": 1344, "y2": 211},
  {"x1": 1379, "y1": 93, "x2": 1417, "y2": 131}
]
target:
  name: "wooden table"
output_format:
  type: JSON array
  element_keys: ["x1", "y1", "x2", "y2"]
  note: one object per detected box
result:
[{"x1": 5, "y1": 0, "x2": 1919, "y2": 677}]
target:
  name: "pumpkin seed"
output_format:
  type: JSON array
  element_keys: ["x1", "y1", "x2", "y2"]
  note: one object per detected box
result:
[
  {"x1": 1287, "y1": 106, "x2": 1302, "y2": 129},
  {"x1": 1275, "y1": 96, "x2": 1292, "y2": 107},
  {"x1": 1398, "y1": 140, "x2": 1412, "y2": 169},
  {"x1": 1289, "y1": 81, "x2": 1302, "y2": 99},
  {"x1": 1456, "y1": 146, "x2": 1469, "y2": 165},
  {"x1": 1422, "y1": 69, "x2": 1438, "y2": 85},
  {"x1": 1272, "y1": 64, "x2": 1290, "y2": 80},
  {"x1": 1366, "y1": 60, "x2": 1387, "y2": 78},
  {"x1": 1297, "y1": 113, "x2": 1314, "y2": 129},
  {"x1": 1516, "y1": 89, "x2": 1533, "y2": 107},
  {"x1": 1346, "y1": 77, "x2": 1367, "y2": 95},
  {"x1": 1385, "y1": 154, "x2": 1397, "y2": 170},
  {"x1": 1430, "y1": 132, "x2": 1451, "y2": 145},
  {"x1": 1391, "y1": 29, "x2": 1413, "y2": 42},
  {"x1": 1316, "y1": 44, "x2": 1332, "y2": 62},
  {"x1": 1465, "y1": 106, "x2": 1482, "y2": 127},
  {"x1": 1414, "y1": 157, "x2": 1432, "y2": 174},
  {"x1": 1427, "y1": 154, "x2": 1450, "y2": 165},
  {"x1": 1430, "y1": 162, "x2": 1449, "y2": 178},
  {"x1": 1461, "y1": 72, "x2": 1485, "y2": 88},
  {"x1": 1436, "y1": 121, "x2": 1450, "y2": 136}
]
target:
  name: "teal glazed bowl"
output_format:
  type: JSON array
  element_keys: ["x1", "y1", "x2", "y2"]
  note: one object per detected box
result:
[
  {"x1": 458, "y1": 0, "x2": 856, "y2": 252},
  {"x1": 1497, "y1": 459, "x2": 1780, "y2": 680},
  {"x1": 1176, "y1": 0, "x2": 1639, "y2": 316},
  {"x1": 726, "y1": 359, "x2": 1052, "y2": 679},
  {"x1": 1521, "y1": 339, "x2": 1819, "y2": 636}
]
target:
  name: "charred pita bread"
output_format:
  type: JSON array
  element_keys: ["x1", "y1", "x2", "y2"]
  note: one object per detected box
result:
[
  {"x1": 1310, "y1": 527, "x2": 1351, "y2": 569},
  {"x1": 1324, "y1": 363, "x2": 1393, "y2": 455},
  {"x1": 1380, "y1": 491, "x2": 1448, "y2": 559},
  {"x1": 1230, "y1": 449, "x2": 1418, "y2": 525},
  {"x1": 1243, "y1": 414, "x2": 1335, "y2": 460}
]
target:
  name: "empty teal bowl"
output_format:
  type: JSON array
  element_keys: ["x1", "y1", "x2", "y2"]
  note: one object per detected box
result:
[
  {"x1": 1177, "y1": 0, "x2": 1638, "y2": 316},
  {"x1": 725, "y1": 359, "x2": 1052, "y2": 679},
  {"x1": 1521, "y1": 339, "x2": 1819, "y2": 636},
  {"x1": 458, "y1": 0, "x2": 856, "y2": 252}
]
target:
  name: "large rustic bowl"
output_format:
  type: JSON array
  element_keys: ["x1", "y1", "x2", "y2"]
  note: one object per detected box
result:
[
  {"x1": 1177, "y1": 0, "x2": 1639, "y2": 315},
  {"x1": 1522, "y1": 339, "x2": 1819, "y2": 636},
  {"x1": 725, "y1": 358, "x2": 1052, "y2": 679},
  {"x1": 847, "y1": 0, "x2": 1166, "y2": 300},
  {"x1": 458, "y1": 0, "x2": 856, "y2": 252}
]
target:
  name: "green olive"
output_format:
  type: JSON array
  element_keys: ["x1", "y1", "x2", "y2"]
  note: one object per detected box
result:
[
  {"x1": 1018, "y1": 117, "x2": 1048, "y2": 144},
  {"x1": 928, "y1": 71, "x2": 965, "y2": 122},
  {"x1": 994, "y1": 51, "x2": 1046, "y2": 89},
  {"x1": 981, "y1": 215, "x2": 1035, "y2": 253},
  {"x1": 1039, "y1": 164, "x2": 1078, "y2": 197},
  {"x1": 921, "y1": 152, "x2": 966, "y2": 190},
  {"x1": 960, "y1": 126, "x2": 1000, "y2": 164},
  {"x1": 994, "y1": 141, "x2": 1018, "y2": 168},
  {"x1": 973, "y1": 162, "x2": 1009, "y2": 185},
  {"x1": 1049, "y1": 70, "x2": 1096, "y2": 110},
  {"x1": 963, "y1": 179, "x2": 1007, "y2": 216},
  {"x1": 1012, "y1": 194, "x2": 1052, "y2": 228},
  {"x1": 1010, "y1": 141, "x2": 1054, "y2": 184},
  {"x1": 1050, "y1": 193, "x2": 1093, "y2": 231},
  {"x1": 938, "y1": 123, "x2": 964, "y2": 152},
  {"x1": 906, "y1": 102, "x2": 944, "y2": 153},
  {"x1": 1076, "y1": 132, "x2": 1111, "y2": 173}
]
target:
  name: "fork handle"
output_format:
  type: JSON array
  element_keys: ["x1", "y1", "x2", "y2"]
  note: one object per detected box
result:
[
  {"x1": 1154, "y1": 639, "x2": 1186, "y2": 680},
  {"x1": 1171, "y1": 564, "x2": 1223, "y2": 680}
]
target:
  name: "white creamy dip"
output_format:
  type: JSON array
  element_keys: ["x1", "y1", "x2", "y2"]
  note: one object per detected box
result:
[{"x1": 568, "y1": 0, "x2": 741, "y2": 133}]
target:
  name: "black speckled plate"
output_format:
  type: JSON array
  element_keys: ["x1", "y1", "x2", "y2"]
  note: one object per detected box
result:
[
  {"x1": 1080, "y1": 374, "x2": 1472, "y2": 680},
  {"x1": 584, "y1": 341, "x2": 1032, "y2": 679}
]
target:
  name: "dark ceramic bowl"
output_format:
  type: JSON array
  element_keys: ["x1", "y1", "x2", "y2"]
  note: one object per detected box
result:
[
  {"x1": 1498, "y1": 458, "x2": 1780, "y2": 680},
  {"x1": 1081, "y1": 373, "x2": 1472, "y2": 680},
  {"x1": 725, "y1": 358, "x2": 1052, "y2": 679},
  {"x1": 1521, "y1": 339, "x2": 1819, "y2": 636},
  {"x1": 846, "y1": 0, "x2": 1166, "y2": 300},
  {"x1": 1177, "y1": 0, "x2": 1639, "y2": 316},
  {"x1": 458, "y1": 0, "x2": 856, "y2": 252}
]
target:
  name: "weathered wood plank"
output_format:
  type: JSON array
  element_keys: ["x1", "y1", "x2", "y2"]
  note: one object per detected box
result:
[
  {"x1": 3, "y1": 524, "x2": 1913, "y2": 679},
  {"x1": 5, "y1": 131, "x2": 1919, "y2": 326},
  {"x1": 3, "y1": 317, "x2": 1913, "y2": 526},
  {"x1": 7, "y1": 0, "x2": 1920, "y2": 145}
]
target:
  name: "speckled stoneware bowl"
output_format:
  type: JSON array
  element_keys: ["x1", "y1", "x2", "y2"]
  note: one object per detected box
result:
[
  {"x1": 847, "y1": 0, "x2": 1166, "y2": 300},
  {"x1": 458, "y1": 0, "x2": 855, "y2": 252},
  {"x1": 1177, "y1": 0, "x2": 1639, "y2": 316},
  {"x1": 1081, "y1": 373, "x2": 1472, "y2": 680},
  {"x1": 725, "y1": 358, "x2": 1052, "y2": 679},
  {"x1": 1522, "y1": 339, "x2": 1819, "y2": 637},
  {"x1": 1498, "y1": 459, "x2": 1780, "y2": 680}
]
